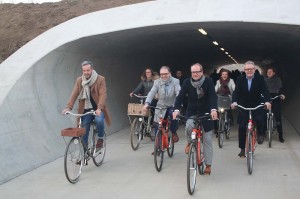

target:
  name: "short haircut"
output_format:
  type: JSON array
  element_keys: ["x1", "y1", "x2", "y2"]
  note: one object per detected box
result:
[
  {"x1": 190, "y1": 63, "x2": 203, "y2": 70},
  {"x1": 160, "y1": 66, "x2": 171, "y2": 72},
  {"x1": 245, "y1": 61, "x2": 255, "y2": 66},
  {"x1": 81, "y1": 60, "x2": 93, "y2": 68}
]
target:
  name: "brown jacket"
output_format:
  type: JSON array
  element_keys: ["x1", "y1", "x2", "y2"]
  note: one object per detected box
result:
[{"x1": 66, "y1": 75, "x2": 112, "y2": 126}]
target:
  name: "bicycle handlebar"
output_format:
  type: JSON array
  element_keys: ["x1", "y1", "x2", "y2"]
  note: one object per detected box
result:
[
  {"x1": 133, "y1": 94, "x2": 147, "y2": 99},
  {"x1": 177, "y1": 113, "x2": 211, "y2": 121},
  {"x1": 271, "y1": 95, "x2": 280, "y2": 100},
  {"x1": 64, "y1": 110, "x2": 96, "y2": 117},
  {"x1": 147, "y1": 105, "x2": 170, "y2": 111},
  {"x1": 235, "y1": 104, "x2": 265, "y2": 111}
]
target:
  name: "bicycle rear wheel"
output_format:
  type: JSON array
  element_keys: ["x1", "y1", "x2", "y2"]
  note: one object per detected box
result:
[
  {"x1": 267, "y1": 115, "x2": 273, "y2": 148},
  {"x1": 246, "y1": 132, "x2": 253, "y2": 175},
  {"x1": 130, "y1": 118, "x2": 143, "y2": 151},
  {"x1": 92, "y1": 131, "x2": 106, "y2": 167},
  {"x1": 218, "y1": 115, "x2": 224, "y2": 148},
  {"x1": 187, "y1": 143, "x2": 197, "y2": 195},
  {"x1": 225, "y1": 115, "x2": 231, "y2": 139},
  {"x1": 167, "y1": 133, "x2": 174, "y2": 157},
  {"x1": 64, "y1": 137, "x2": 84, "y2": 183},
  {"x1": 154, "y1": 130, "x2": 164, "y2": 172}
]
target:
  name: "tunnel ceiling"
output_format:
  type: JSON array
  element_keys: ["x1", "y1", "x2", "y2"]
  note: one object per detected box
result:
[{"x1": 63, "y1": 21, "x2": 300, "y2": 71}]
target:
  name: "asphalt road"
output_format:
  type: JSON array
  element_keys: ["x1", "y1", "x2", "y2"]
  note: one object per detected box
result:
[{"x1": 1, "y1": 117, "x2": 299, "y2": 199}]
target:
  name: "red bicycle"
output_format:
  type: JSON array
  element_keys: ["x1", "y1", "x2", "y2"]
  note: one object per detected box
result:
[
  {"x1": 149, "y1": 106, "x2": 175, "y2": 172},
  {"x1": 236, "y1": 104, "x2": 265, "y2": 175},
  {"x1": 179, "y1": 114, "x2": 211, "y2": 195}
]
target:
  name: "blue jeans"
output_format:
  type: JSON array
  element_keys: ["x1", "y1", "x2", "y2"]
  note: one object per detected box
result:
[{"x1": 81, "y1": 111, "x2": 105, "y2": 146}]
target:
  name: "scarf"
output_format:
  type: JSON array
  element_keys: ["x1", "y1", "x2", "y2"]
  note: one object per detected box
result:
[
  {"x1": 218, "y1": 78, "x2": 230, "y2": 95},
  {"x1": 190, "y1": 76, "x2": 205, "y2": 99},
  {"x1": 79, "y1": 70, "x2": 98, "y2": 109},
  {"x1": 161, "y1": 77, "x2": 172, "y2": 101}
]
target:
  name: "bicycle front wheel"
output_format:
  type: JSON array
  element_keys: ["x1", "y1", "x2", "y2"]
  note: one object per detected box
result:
[
  {"x1": 218, "y1": 115, "x2": 224, "y2": 148},
  {"x1": 64, "y1": 137, "x2": 84, "y2": 184},
  {"x1": 154, "y1": 130, "x2": 164, "y2": 172},
  {"x1": 187, "y1": 143, "x2": 197, "y2": 195},
  {"x1": 225, "y1": 115, "x2": 231, "y2": 139},
  {"x1": 267, "y1": 115, "x2": 273, "y2": 148},
  {"x1": 130, "y1": 118, "x2": 143, "y2": 151},
  {"x1": 167, "y1": 133, "x2": 174, "y2": 157},
  {"x1": 92, "y1": 132, "x2": 106, "y2": 167},
  {"x1": 246, "y1": 132, "x2": 253, "y2": 175}
]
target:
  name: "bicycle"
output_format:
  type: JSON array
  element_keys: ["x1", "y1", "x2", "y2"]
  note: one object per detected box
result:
[
  {"x1": 61, "y1": 110, "x2": 106, "y2": 183},
  {"x1": 217, "y1": 95, "x2": 232, "y2": 148},
  {"x1": 128, "y1": 94, "x2": 155, "y2": 151},
  {"x1": 178, "y1": 114, "x2": 210, "y2": 195},
  {"x1": 235, "y1": 104, "x2": 265, "y2": 175},
  {"x1": 148, "y1": 105, "x2": 175, "y2": 172},
  {"x1": 266, "y1": 95, "x2": 279, "y2": 148}
]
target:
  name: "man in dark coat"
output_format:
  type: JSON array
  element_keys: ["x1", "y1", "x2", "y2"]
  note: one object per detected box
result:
[
  {"x1": 173, "y1": 63, "x2": 218, "y2": 175},
  {"x1": 231, "y1": 61, "x2": 271, "y2": 157}
]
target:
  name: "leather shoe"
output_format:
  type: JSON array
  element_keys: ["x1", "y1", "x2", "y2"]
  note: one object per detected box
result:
[
  {"x1": 204, "y1": 165, "x2": 211, "y2": 175},
  {"x1": 96, "y1": 138, "x2": 103, "y2": 148},
  {"x1": 279, "y1": 136, "x2": 285, "y2": 143},
  {"x1": 172, "y1": 133, "x2": 179, "y2": 143},
  {"x1": 238, "y1": 149, "x2": 245, "y2": 157},
  {"x1": 185, "y1": 143, "x2": 190, "y2": 154},
  {"x1": 257, "y1": 135, "x2": 264, "y2": 145}
]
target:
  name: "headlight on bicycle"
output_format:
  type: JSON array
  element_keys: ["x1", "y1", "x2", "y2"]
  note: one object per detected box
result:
[
  {"x1": 191, "y1": 131, "x2": 196, "y2": 140},
  {"x1": 219, "y1": 108, "x2": 224, "y2": 113},
  {"x1": 139, "y1": 118, "x2": 143, "y2": 122}
]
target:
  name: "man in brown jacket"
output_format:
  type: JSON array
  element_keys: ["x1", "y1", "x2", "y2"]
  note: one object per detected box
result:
[{"x1": 62, "y1": 61, "x2": 111, "y2": 148}]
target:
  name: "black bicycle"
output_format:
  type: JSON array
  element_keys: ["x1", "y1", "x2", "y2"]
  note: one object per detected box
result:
[{"x1": 62, "y1": 111, "x2": 106, "y2": 183}]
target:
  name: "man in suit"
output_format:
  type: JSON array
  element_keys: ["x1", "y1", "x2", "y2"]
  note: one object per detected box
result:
[{"x1": 231, "y1": 61, "x2": 271, "y2": 157}]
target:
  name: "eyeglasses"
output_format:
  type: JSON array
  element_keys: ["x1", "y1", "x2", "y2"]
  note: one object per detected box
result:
[
  {"x1": 160, "y1": 73, "x2": 169, "y2": 76},
  {"x1": 191, "y1": 70, "x2": 203, "y2": 74},
  {"x1": 244, "y1": 68, "x2": 255, "y2": 71}
]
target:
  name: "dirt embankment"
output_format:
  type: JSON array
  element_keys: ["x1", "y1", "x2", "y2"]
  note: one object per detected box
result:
[{"x1": 0, "y1": 0, "x2": 150, "y2": 63}]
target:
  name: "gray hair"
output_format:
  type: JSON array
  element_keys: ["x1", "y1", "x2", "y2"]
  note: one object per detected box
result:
[
  {"x1": 81, "y1": 60, "x2": 94, "y2": 68},
  {"x1": 160, "y1": 65, "x2": 171, "y2": 72},
  {"x1": 245, "y1": 61, "x2": 255, "y2": 66}
]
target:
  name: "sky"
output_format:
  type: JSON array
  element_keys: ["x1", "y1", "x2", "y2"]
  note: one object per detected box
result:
[{"x1": 0, "y1": 0, "x2": 61, "y2": 3}]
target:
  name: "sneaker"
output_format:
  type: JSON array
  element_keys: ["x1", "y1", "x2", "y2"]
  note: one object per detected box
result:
[
  {"x1": 238, "y1": 149, "x2": 245, "y2": 157},
  {"x1": 96, "y1": 138, "x2": 103, "y2": 148},
  {"x1": 257, "y1": 135, "x2": 264, "y2": 145},
  {"x1": 172, "y1": 133, "x2": 179, "y2": 143}
]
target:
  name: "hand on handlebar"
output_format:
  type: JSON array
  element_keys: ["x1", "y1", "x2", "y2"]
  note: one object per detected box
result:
[
  {"x1": 142, "y1": 103, "x2": 149, "y2": 113},
  {"x1": 265, "y1": 102, "x2": 271, "y2": 110},
  {"x1": 211, "y1": 110, "x2": 218, "y2": 120},
  {"x1": 62, "y1": 108, "x2": 71, "y2": 115},
  {"x1": 172, "y1": 110, "x2": 180, "y2": 120},
  {"x1": 231, "y1": 102, "x2": 237, "y2": 109},
  {"x1": 280, "y1": 94, "x2": 285, "y2": 100}
]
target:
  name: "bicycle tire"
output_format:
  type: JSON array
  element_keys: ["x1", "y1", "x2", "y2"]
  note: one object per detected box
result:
[
  {"x1": 92, "y1": 131, "x2": 106, "y2": 167},
  {"x1": 246, "y1": 132, "x2": 253, "y2": 175},
  {"x1": 130, "y1": 118, "x2": 143, "y2": 151},
  {"x1": 218, "y1": 114, "x2": 224, "y2": 148},
  {"x1": 198, "y1": 137, "x2": 205, "y2": 175},
  {"x1": 225, "y1": 115, "x2": 231, "y2": 139},
  {"x1": 154, "y1": 130, "x2": 164, "y2": 172},
  {"x1": 267, "y1": 115, "x2": 273, "y2": 148},
  {"x1": 64, "y1": 137, "x2": 84, "y2": 184},
  {"x1": 167, "y1": 133, "x2": 174, "y2": 157},
  {"x1": 187, "y1": 143, "x2": 197, "y2": 195},
  {"x1": 148, "y1": 125, "x2": 155, "y2": 141}
]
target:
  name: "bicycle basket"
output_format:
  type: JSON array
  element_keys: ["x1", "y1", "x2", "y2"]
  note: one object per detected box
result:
[
  {"x1": 128, "y1": 103, "x2": 149, "y2": 116},
  {"x1": 217, "y1": 95, "x2": 232, "y2": 110},
  {"x1": 61, "y1": 128, "x2": 85, "y2": 137}
]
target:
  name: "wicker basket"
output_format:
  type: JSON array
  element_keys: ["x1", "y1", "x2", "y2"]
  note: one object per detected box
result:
[
  {"x1": 217, "y1": 95, "x2": 232, "y2": 110},
  {"x1": 128, "y1": 103, "x2": 149, "y2": 116},
  {"x1": 61, "y1": 128, "x2": 85, "y2": 137}
]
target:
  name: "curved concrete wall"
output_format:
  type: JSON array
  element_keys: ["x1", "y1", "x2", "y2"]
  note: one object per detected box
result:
[{"x1": 0, "y1": 0, "x2": 299, "y2": 184}]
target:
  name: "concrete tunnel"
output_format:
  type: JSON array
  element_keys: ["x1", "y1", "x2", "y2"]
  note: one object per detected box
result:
[{"x1": 0, "y1": 0, "x2": 300, "y2": 184}]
